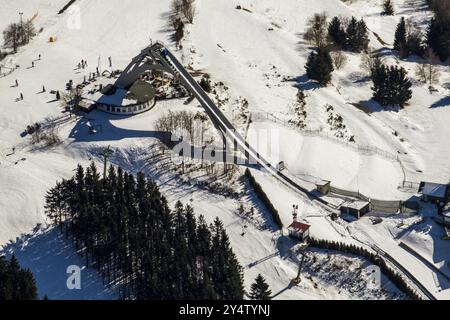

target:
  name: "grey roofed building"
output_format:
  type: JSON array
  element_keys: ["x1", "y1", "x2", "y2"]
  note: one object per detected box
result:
[
  {"x1": 418, "y1": 182, "x2": 450, "y2": 203},
  {"x1": 127, "y1": 79, "x2": 156, "y2": 104}
]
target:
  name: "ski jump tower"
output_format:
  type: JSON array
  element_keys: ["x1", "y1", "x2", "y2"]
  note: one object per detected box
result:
[{"x1": 115, "y1": 42, "x2": 176, "y2": 89}]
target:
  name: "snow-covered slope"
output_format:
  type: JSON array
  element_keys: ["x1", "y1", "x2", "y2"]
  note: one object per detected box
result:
[{"x1": 0, "y1": 0, "x2": 449, "y2": 299}]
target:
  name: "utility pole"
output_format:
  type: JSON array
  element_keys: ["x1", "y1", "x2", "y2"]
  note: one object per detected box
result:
[
  {"x1": 102, "y1": 145, "x2": 113, "y2": 181},
  {"x1": 292, "y1": 242, "x2": 309, "y2": 285},
  {"x1": 292, "y1": 252, "x2": 306, "y2": 285}
]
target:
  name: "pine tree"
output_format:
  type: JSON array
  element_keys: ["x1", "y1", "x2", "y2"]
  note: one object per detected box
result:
[
  {"x1": 371, "y1": 63, "x2": 412, "y2": 108},
  {"x1": 394, "y1": 17, "x2": 407, "y2": 56},
  {"x1": 426, "y1": 15, "x2": 450, "y2": 62},
  {"x1": 345, "y1": 17, "x2": 358, "y2": 51},
  {"x1": 328, "y1": 16, "x2": 346, "y2": 47},
  {"x1": 249, "y1": 274, "x2": 272, "y2": 300},
  {"x1": 389, "y1": 65, "x2": 412, "y2": 108},
  {"x1": 356, "y1": 19, "x2": 370, "y2": 52},
  {"x1": 382, "y1": 0, "x2": 395, "y2": 16},
  {"x1": 305, "y1": 47, "x2": 334, "y2": 86}
]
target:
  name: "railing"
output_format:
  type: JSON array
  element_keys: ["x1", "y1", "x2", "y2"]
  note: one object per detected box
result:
[{"x1": 251, "y1": 111, "x2": 399, "y2": 161}]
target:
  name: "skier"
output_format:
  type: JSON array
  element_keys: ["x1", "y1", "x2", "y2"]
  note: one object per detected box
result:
[
  {"x1": 32, "y1": 61, "x2": 34, "y2": 68},
  {"x1": 15, "y1": 79, "x2": 18, "y2": 87},
  {"x1": 56, "y1": 90, "x2": 60, "y2": 100},
  {"x1": 42, "y1": 85, "x2": 46, "y2": 93},
  {"x1": 20, "y1": 93, "x2": 23, "y2": 100},
  {"x1": 38, "y1": 54, "x2": 41, "y2": 60}
]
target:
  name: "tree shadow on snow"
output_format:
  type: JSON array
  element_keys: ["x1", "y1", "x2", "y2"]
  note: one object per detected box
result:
[
  {"x1": 430, "y1": 96, "x2": 450, "y2": 109},
  {"x1": 1, "y1": 226, "x2": 118, "y2": 300},
  {"x1": 285, "y1": 74, "x2": 321, "y2": 91},
  {"x1": 68, "y1": 110, "x2": 166, "y2": 143}
]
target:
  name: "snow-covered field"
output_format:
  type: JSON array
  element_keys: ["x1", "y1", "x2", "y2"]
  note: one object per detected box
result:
[{"x1": 0, "y1": 0, "x2": 449, "y2": 299}]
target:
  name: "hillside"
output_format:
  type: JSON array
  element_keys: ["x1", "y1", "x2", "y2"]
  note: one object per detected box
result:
[{"x1": 0, "y1": 0, "x2": 449, "y2": 300}]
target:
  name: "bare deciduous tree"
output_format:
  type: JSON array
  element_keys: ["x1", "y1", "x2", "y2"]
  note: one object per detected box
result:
[
  {"x1": 172, "y1": 0, "x2": 196, "y2": 24},
  {"x1": 304, "y1": 13, "x2": 328, "y2": 48},
  {"x1": 60, "y1": 88, "x2": 83, "y2": 116},
  {"x1": 3, "y1": 20, "x2": 36, "y2": 52},
  {"x1": 331, "y1": 51, "x2": 347, "y2": 70},
  {"x1": 415, "y1": 47, "x2": 441, "y2": 88},
  {"x1": 360, "y1": 50, "x2": 383, "y2": 77}
]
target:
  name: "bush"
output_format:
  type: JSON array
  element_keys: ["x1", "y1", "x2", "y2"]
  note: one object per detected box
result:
[
  {"x1": 199, "y1": 75, "x2": 212, "y2": 93},
  {"x1": 245, "y1": 169, "x2": 283, "y2": 229}
]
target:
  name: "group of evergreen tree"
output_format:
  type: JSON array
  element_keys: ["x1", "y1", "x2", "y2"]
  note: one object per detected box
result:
[
  {"x1": 328, "y1": 16, "x2": 370, "y2": 53},
  {"x1": 426, "y1": 0, "x2": 450, "y2": 61},
  {"x1": 394, "y1": 17, "x2": 425, "y2": 58},
  {"x1": 392, "y1": 1, "x2": 449, "y2": 61},
  {"x1": 308, "y1": 238, "x2": 422, "y2": 300},
  {"x1": 45, "y1": 163, "x2": 244, "y2": 300},
  {"x1": 0, "y1": 255, "x2": 37, "y2": 300},
  {"x1": 371, "y1": 62, "x2": 412, "y2": 108},
  {"x1": 245, "y1": 168, "x2": 283, "y2": 229}
]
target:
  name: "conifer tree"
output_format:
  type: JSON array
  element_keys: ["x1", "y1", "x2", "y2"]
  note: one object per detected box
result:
[
  {"x1": 426, "y1": 15, "x2": 450, "y2": 62},
  {"x1": 305, "y1": 47, "x2": 334, "y2": 86},
  {"x1": 394, "y1": 17, "x2": 407, "y2": 56},
  {"x1": 249, "y1": 274, "x2": 272, "y2": 300},
  {"x1": 382, "y1": 0, "x2": 395, "y2": 16},
  {"x1": 371, "y1": 63, "x2": 412, "y2": 108},
  {"x1": 345, "y1": 17, "x2": 359, "y2": 51},
  {"x1": 328, "y1": 16, "x2": 346, "y2": 47}
]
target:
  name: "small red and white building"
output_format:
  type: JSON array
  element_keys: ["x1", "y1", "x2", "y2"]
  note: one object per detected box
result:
[{"x1": 287, "y1": 221, "x2": 311, "y2": 241}]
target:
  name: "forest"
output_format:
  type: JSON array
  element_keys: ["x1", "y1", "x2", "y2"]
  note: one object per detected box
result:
[
  {"x1": 45, "y1": 163, "x2": 245, "y2": 300},
  {"x1": 0, "y1": 255, "x2": 37, "y2": 300}
]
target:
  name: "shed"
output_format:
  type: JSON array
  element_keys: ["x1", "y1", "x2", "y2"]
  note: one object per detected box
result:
[
  {"x1": 78, "y1": 99, "x2": 96, "y2": 113},
  {"x1": 340, "y1": 200, "x2": 370, "y2": 219},
  {"x1": 316, "y1": 180, "x2": 331, "y2": 195},
  {"x1": 418, "y1": 182, "x2": 450, "y2": 204}
]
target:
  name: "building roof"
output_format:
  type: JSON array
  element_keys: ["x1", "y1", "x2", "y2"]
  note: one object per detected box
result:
[
  {"x1": 85, "y1": 79, "x2": 155, "y2": 107},
  {"x1": 288, "y1": 221, "x2": 311, "y2": 233},
  {"x1": 341, "y1": 200, "x2": 370, "y2": 211},
  {"x1": 419, "y1": 182, "x2": 449, "y2": 199},
  {"x1": 127, "y1": 79, "x2": 156, "y2": 104},
  {"x1": 315, "y1": 180, "x2": 331, "y2": 187}
]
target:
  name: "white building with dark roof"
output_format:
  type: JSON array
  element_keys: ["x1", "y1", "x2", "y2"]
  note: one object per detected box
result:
[{"x1": 418, "y1": 182, "x2": 450, "y2": 204}]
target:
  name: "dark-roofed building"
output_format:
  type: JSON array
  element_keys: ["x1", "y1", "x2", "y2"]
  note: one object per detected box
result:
[
  {"x1": 418, "y1": 182, "x2": 450, "y2": 204},
  {"x1": 287, "y1": 221, "x2": 311, "y2": 241},
  {"x1": 340, "y1": 200, "x2": 370, "y2": 219}
]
